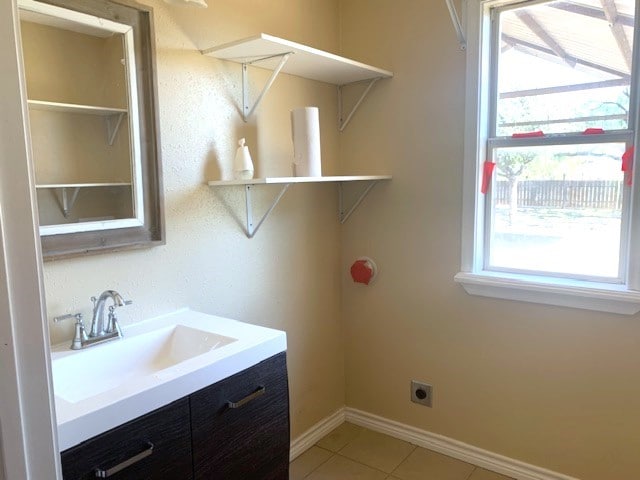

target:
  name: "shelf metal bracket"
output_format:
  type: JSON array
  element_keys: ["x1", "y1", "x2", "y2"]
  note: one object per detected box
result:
[
  {"x1": 338, "y1": 180, "x2": 379, "y2": 224},
  {"x1": 338, "y1": 78, "x2": 380, "y2": 132},
  {"x1": 105, "y1": 112, "x2": 125, "y2": 146},
  {"x1": 54, "y1": 187, "x2": 81, "y2": 218},
  {"x1": 244, "y1": 183, "x2": 291, "y2": 238},
  {"x1": 445, "y1": 0, "x2": 467, "y2": 51},
  {"x1": 242, "y1": 52, "x2": 293, "y2": 121}
]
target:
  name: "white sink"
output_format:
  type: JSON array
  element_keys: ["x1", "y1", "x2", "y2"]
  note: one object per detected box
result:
[
  {"x1": 51, "y1": 309, "x2": 287, "y2": 451},
  {"x1": 52, "y1": 325, "x2": 237, "y2": 403}
]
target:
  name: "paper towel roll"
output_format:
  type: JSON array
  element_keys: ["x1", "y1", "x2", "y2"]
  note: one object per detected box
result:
[{"x1": 291, "y1": 107, "x2": 322, "y2": 177}]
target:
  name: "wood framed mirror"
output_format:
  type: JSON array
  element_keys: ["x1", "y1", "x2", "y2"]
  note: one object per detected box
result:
[{"x1": 18, "y1": 0, "x2": 164, "y2": 259}]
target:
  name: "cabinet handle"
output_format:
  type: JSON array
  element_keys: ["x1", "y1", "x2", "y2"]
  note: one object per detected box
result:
[
  {"x1": 94, "y1": 441, "x2": 154, "y2": 478},
  {"x1": 227, "y1": 385, "x2": 266, "y2": 409}
]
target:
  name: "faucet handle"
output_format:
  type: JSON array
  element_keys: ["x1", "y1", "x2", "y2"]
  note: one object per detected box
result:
[
  {"x1": 106, "y1": 306, "x2": 124, "y2": 337},
  {"x1": 53, "y1": 313, "x2": 87, "y2": 350},
  {"x1": 54, "y1": 312, "x2": 83, "y2": 324}
]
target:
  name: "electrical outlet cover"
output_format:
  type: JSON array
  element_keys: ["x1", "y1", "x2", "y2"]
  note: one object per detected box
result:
[{"x1": 411, "y1": 380, "x2": 432, "y2": 407}]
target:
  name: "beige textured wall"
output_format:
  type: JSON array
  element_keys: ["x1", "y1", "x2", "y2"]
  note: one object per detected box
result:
[
  {"x1": 42, "y1": 0, "x2": 344, "y2": 440},
  {"x1": 339, "y1": 1, "x2": 640, "y2": 480}
]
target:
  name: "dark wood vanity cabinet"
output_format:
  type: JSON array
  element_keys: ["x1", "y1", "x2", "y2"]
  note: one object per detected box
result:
[
  {"x1": 60, "y1": 353, "x2": 289, "y2": 480},
  {"x1": 60, "y1": 398, "x2": 192, "y2": 480},
  {"x1": 191, "y1": 352, "x2": 290, "y2": 480}
]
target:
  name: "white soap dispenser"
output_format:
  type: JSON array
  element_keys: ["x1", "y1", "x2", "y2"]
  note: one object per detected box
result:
[{"x1": 233, "y1": 138, "x2": 255, "y2": 180}]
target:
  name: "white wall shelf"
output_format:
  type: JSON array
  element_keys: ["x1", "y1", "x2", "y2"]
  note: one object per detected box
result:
[
  {"x1": 27, "y1": 99, "x2": 127, "y2": 115},
  {"x1": 202, "y1": 33, "x2": 393, "y2": 129},
  {"x1": 36, "y1": 182, "x2": 131, "y2": 188},
  {"x1": 208, "y1": 175, "x2": 391, "y2": 238},
  {"x1": 28, "y1": 99, "x2": 127, "y2": 145},
  {"x1": 207, "y1": 175, "x2": 391, "y2": 186},
  {"x1": 36, "y1": 183, "x2": 131, "y2": 218}
]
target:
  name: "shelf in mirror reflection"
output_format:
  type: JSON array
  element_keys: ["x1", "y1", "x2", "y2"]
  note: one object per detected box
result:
[
  {"x1": 28, "y1": 100, "x2": 128, "y2": 145},
  {"x1": 36, "y1": 182, "x2": 132, "y2": 188},
  {"x1": 28, "y1": 99, "x2": 127, "y2": 115},
  {"x1": 36, "y1": 183, "x2": 134, "y2": 229}
]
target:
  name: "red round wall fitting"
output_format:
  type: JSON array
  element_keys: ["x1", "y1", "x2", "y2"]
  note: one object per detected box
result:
[{"x1": 350, "y1": 257, "x2": 378, "y2": 285}]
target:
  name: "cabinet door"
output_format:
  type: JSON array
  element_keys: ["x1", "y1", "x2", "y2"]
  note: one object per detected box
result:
[
  {"x1": 61, "y1": 398, "x2": 192, "y2": 480},
  {"x1": 191, "y1": 352, "x2": 290, "y2": 480}
]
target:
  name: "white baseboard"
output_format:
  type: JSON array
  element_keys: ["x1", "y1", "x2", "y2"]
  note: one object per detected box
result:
[
  {"x1": 344, "y1": 408, "x2": 579, "y2": 480},
  {"x1": 289, "y1": 408, "x2": 345, "y2": 461},
  {"x1": 289, "y1": 406, "x2": 579, "y2": 480}
]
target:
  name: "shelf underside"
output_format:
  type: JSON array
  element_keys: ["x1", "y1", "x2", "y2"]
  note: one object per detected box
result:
[
  {"x1": 208, "y1": 175, "x2": 391, "y2": 238},
  {"x1": 28, "y1": 100, "x2": 127, "y2": 116},
  {"x1": 36, "y1": 183, "x2": 131, "y2": 188},
  {"x1": 203, "y1": 33, "x2": 393, "y2": 85},
  {"x1": 208, "y1": 175, "x2": 392, "y2": 186}
]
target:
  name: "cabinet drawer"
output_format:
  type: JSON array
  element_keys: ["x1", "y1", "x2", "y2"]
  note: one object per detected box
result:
[
  {"x1": 61, "y1": 398, "x2": 192, "y2": 480},
  {"x1": 191, "y1": 352, "x2": 290, "y2": 480}
]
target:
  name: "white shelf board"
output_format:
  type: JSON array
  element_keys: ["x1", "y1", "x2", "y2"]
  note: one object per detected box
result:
[
  {"x1": 208, "y1": 174, "x2": 390, "y2": 237},
  {"x1": 36, "y1": 182, "x2": 131, "y2": 189},
  {"x1": 208, "y1": 175, "x2": 392, "y2": 186},
  {"x1": 28, "y1": 100, "x2": 127, "y2": 116},
  {"x1": 202, "y1": 33, "x2": 393, "y2": 85}
]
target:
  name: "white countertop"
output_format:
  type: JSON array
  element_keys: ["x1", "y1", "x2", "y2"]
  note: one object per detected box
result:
[{"x1": 51, "y1": 309, "x2": 287, "y2": 450}]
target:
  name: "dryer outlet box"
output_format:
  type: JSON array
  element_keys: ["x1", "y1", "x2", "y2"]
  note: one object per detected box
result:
[{"x1": 411, "y1": 380, "x2": 433, "y2": 407}]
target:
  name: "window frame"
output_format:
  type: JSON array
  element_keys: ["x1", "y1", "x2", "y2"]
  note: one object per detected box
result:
[{"x1": 455, "y1": 0, "x2": 640, "y2": 314}]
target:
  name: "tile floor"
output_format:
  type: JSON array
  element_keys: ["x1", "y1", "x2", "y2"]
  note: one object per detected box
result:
[{"x1": 290, "y1": 423, "x2": 515, "y2": 480}]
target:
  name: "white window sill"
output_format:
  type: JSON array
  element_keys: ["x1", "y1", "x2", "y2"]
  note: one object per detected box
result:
[{"x1": 454, "y1": 272, "x2": 640, "y2": 315}]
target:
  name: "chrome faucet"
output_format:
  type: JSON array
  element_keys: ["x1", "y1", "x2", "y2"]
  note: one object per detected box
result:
[
  {"x1": 89, "y1": 290, "x2": 127, "y2": 337},
  {"x1": 54, "y1": 290, "x2": 132, "y2": 350}
]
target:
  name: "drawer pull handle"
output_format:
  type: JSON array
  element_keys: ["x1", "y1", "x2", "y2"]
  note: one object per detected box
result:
[
  {"x1": 227, "y1": 385, "x2": 266, "y2": 409},
  {"x1": 94, "y1": 441, "x2": 154, "y2": 478}
]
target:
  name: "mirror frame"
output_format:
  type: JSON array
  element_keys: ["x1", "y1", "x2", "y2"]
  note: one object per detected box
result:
[{"x1": 23, "y1": 0, "x2": 164, "y2": 260}]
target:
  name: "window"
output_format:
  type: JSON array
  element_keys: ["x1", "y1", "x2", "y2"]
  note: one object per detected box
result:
[{"x1": 455, "y1": 0, "x2": 640, "y2": 314}]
